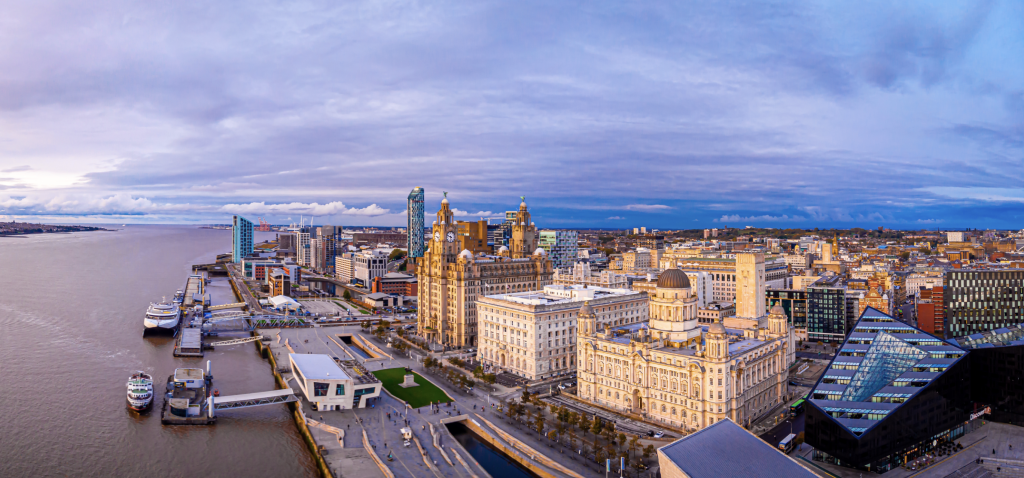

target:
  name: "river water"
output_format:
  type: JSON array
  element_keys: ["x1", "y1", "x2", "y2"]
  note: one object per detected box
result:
[{"x1": 0, "y1": 225, "x2": 317, "y2": 478}]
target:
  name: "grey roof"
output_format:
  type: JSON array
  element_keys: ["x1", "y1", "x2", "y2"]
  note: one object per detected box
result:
[
  {"x1": 658, "y1": 419, "x2": 817, "y2": 478},
  {"x1": 289, "y1": 354, "x2": 350, "y2": 381}
]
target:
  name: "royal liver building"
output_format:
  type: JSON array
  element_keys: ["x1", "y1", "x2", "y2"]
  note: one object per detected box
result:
[{"x1": 417, "y1": 195, "x2": 552, "y2": 349}]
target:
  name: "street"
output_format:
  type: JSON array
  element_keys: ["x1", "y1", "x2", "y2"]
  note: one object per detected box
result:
[{"x1": 759, "y1": 412, "x2": 804, "y2": 448}]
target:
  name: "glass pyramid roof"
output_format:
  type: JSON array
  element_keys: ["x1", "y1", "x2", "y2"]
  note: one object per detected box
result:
[{"x1": 840, "y1": 330, "x2": 927, "y2": 402}]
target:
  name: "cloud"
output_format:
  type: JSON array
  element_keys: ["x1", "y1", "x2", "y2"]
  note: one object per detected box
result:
[
  {"x1": 714, "y1": 214, "x2": 806, "y2": 223},
  {"x1": 0, "y1": 1, "x2": 1020, "y2": 228},
  {"x1": 0, "y1": 193, "x2": 197, "y2": 215},
  {"x1": 219, "y1": 201, "x2": 391, "y2": 216},
  {"x1": 916, "y1": 219, "x2": 943, "y2": 224},
  {"x1": 607, "y1": 216, "x2": 625, "y2": 220},
  {"x1": 451, "y1": 208, "x2": 502, "y2": 218},
  {"x1": 1, "y1": 166, "x2": 32, "y2": 173},
  {"x1": 623, "y1": 204, "x2": 673, "y2": 212}
]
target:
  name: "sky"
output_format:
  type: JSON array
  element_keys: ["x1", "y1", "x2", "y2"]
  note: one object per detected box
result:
[{"x1": 0, "y1": 1, "x2": 1022, "y2": 229}]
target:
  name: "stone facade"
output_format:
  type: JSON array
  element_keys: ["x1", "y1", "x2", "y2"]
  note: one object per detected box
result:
[
  {"x1": 576, "y1": 269, "x2": 795, "y2": 431},
  {"x1": 477, "y1": 284, "x2": 647, "y2": 380},
  {"x1": 416, "y1": 196, "x2": 553, "y2": 348}
]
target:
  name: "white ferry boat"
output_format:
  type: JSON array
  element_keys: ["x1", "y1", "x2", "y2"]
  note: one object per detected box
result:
[
  {"x1": 143, "y1": 300, "x2": 180, "y2": 331},
  {"x1": 173, "y1": 289, "x2": 185, "y2": 305},
  {"x1": 126, "y1": 371, "x2": 154, "y2": 411}
]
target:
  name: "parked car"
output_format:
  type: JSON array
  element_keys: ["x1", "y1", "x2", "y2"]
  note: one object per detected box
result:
[{"x1": 653, "y1": 432, "x2": 665, "y2": 438}]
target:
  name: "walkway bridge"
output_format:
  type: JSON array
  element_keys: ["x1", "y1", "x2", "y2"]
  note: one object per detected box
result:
[
  {"x1": 207, "y1": 335, "x2": 264, "y2": 347},
  {"x1": 209, "y1": 302, "x2": 247, "y2": 311},
  {"x1": 203, "y1": 314, "x2": 308, "y2": 332},
  {"x1": 210, "y1": 389, "x2": 299, "y2": 415}
]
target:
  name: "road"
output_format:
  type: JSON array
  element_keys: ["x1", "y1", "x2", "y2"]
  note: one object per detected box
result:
[
  {"x1": 226, "y1": 263, "x2": 263, "y2": 313},
  {"x1": 759, "y1": 412, "x2": 805, "y2": 447}
]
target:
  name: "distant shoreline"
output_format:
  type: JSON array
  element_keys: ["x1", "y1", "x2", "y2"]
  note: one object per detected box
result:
[{"x1": 0, "y1": 225, "x2": 112, "y2": 237}]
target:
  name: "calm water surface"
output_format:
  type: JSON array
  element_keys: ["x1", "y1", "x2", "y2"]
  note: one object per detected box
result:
[{"x1": 0, "y1": 225, "x2": 317, "y2": 478}]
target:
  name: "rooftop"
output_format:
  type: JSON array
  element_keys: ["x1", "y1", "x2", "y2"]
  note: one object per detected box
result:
[
  {"x1": 809, "y1": 307, "x2": 968, "y2": 436},
  {"x1": 483, "y1": 284, "x2": 639, "y2": 307},
  {"x1": 658, "y1": 419, "x2": 818, "y2": 478},
  {"x1": 289, "y1": 353, "x2": 351, "y2": 381}
]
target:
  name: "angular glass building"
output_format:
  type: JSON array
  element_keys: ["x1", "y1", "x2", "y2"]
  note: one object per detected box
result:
[
  {"x1": 807, "y1": 307, "x2": 1024, "y2": 472},
  {"x1": 232, "y1": 215, "x2": 254, "y2": 263},
  {"x1": 407, "y1": 187, "x2": 424, "y2": 258}
]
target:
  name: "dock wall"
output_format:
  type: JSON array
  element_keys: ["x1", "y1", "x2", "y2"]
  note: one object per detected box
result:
[{"x1": 255, "y1": 338, "x2": 333, "y2": 478}]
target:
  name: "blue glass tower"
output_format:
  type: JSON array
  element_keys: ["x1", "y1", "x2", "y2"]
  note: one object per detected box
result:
[
  {"x1": 407, "y1": 187, "x2": 424, "y2": 258},
  {"x1": 232, "y1": 215, "x2": 254, "y2": 263}
]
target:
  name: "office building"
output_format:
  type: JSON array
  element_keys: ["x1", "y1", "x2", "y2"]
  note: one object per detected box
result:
[
  {"x1": 417, "y1": 196, "x2": 553, "y2": 348},
  {"x1": 353, "y1": 250, "x2": 388, "y2": 287},
  {"x1": 553, "y1": 262, "x2": 628, "y2": 289},
  {"x1": 637, "y1": 234, "x2": 665, "y2": 252},
  {"x1": 539, "y1": 230, "x2": 579, "y2": 271},
  {"x1": 661, "y1": 254, "x2": 788, "y2": 302},
  {"x1": 807, "y1": 307, "x2": 1024, "y2": 472},
  {"x1": 478, "y1": 284, "x2": 646, "y2": 380},
  {"x1": 297, "y1": 232, "x2": 311, "y2": 267},
  {"x1": 766, "y1": 290, "x2": 807, "y2": 328},
  {"x1": 916, "y1": 286, "x2": 944, "y2": 336},
  {"x1": 335, "y1": 253, "x2": 355, "y2": 284},
  {"x1": 806, "y1": 286, "x2": 849, "y2": 343},
  {"x1": 577, "y1": 269, "x2": 795, "y2": 430},
  {"x1": 456, "y1": 219, "x2": 491, "y2": 255},
  {"x1": 944, "y1": 269, "x2": 1024, "y2": 337},
  {"x1": 622, "y1": 248, "x2": 653, "y2": 274},
  {"x1": 371, "y1": 272, "x2": 418, "y2": 296},
  {"x1": 232, "y1": 215, "x2": 254, "y2": 263},
  {"x1": 268, "y1": 269, "x2": 292, "y2": 296},
  {"x1": 407, "y1": 187, "x2": 425, "y2": 258}
]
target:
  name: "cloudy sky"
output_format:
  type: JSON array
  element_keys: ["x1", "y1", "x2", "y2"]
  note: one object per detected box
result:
[{"x1": 0, "y1": 1, "x2": 1022, "y2": 229}]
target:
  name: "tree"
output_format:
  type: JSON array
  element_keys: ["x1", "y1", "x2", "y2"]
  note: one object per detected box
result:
[
  {"x1": 361, "y1": 320, "x2": 370, "y2": 330},
  {"x1": 522, "y1": 389, "x2": 533, "y2": 404},
  {"x1": 483, "y1": 373, "x2": 496, "y2": 385},
  {"x1": 514, "y1": 403, "x2": 526, "y2": 420},
  {"x1": 579, "y1": 414, "x2": 592, "y2": 436},
  {"x1": 590, "y1": 417, "x2": 603, "y2": 436},
  {"x1": 473, "y1": 365, "x2": 483, "y2": 377},
  {"x1": 389, "y1": 249, "x2": 407, "y2": 261},
  {"x1": 535, "y1": 416, "x2": 545, "y2": 435},
  {"x1": 568, "y1": 411, "x2": 579, "y2": 430},
  {"x1": 628, "y1": 435, "x2": 639, "y2": 457},
  {"x1": 343, "y1": 289, "x2": 352, "y2": 300},
  {"x1": 642, "y1": 445, "x2": 654, "y2": 460}
]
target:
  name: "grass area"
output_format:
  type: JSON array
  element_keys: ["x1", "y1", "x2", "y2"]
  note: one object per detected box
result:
[{"x1": 372, "y1": 367, "x2": 451, "y2": 408}]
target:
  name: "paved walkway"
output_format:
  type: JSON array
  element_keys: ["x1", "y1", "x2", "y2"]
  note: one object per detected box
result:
[{"x1": 264, "y1": 324, "x2": 651, "y2": 478}]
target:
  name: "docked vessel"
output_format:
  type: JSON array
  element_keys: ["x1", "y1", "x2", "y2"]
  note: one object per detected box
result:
[
  {"x1": 126, "y1": 371, "x2": 154, "y2": 411},
  {"x1": 143, "y1": 299, "x2": 181, "y2": 331},
  {"x1": 173, "y1": 289, "x2": 185, "y2": 305}
]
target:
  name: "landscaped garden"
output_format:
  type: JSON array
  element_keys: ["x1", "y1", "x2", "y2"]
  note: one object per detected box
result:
[{"x1": 372, "y1": 367, "x2": 452, "y2": 408}]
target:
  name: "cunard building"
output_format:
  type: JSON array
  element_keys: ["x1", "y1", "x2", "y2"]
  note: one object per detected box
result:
[
  {"x1": 576, "y1": 268, "x2": 796, "y2": 431},
  {"x1": 417, "y1": 195, "x2": 553, "y2": 348}
]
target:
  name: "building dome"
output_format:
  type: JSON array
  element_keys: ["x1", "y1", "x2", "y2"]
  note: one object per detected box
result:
[
  {"x1": 498, "y1": 245, "x2": 508, "y2": 253},
  {"x1": 579, "y1": 301, "x2": 594, "y2": 316},
  {"x1": 533, "y1": 247, "x2": 547, "y2": 256},
  {"x1": 657, "y1": 269, "x2": 691, "y2": 289},
  {"x1": 770, "y1": 302, "x2": 786, "y2": 317},
  {"x1": 708, "y1": 319, "x2": 726, "y2": 335},
  {"x1": 458, "y1": 249, "x2": 473, "y2": 260}
]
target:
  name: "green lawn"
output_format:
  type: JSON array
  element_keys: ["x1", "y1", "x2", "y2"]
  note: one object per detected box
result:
[{"x1": 372, "y1": 368, "x2": 451, "y2": 408}]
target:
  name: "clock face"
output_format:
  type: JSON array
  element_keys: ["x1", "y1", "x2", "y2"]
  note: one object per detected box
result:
[
  {"x1": 434, "y1": 231, "x2": 441, "y2": 242},
  {"x1": 446, "y1": 232, "x2": 455, "y2": 243}
]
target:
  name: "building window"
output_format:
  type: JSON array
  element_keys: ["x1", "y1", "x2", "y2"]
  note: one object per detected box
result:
[
  {"x1": 314, "y1": 382, "x2": 330, "y2": 397},
  {"x1": 336, "y1": 384, "x2": 346, "y2": 395}
]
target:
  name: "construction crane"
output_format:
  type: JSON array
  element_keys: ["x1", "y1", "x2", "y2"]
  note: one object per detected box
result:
[{"x1": 257, "y1": 217, "x2": 271, "y2": 231}]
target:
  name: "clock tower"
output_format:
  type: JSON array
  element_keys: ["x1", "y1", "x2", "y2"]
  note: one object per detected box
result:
[{"x1": 417, "y1": 193, "x2": 554, "y2": 350}]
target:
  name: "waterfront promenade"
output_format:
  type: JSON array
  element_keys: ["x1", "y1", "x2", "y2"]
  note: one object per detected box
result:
[{"x1": 260, "y1": 324, "x2": 667, "y2": 478}]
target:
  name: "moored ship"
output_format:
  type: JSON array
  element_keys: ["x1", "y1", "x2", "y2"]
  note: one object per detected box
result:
[
  {"x1": 126, "y1": 371, "x2": 154, "y2": 411},
  {"x1": 143, "y1": 300, "x2": 180, "y2": 331}
]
